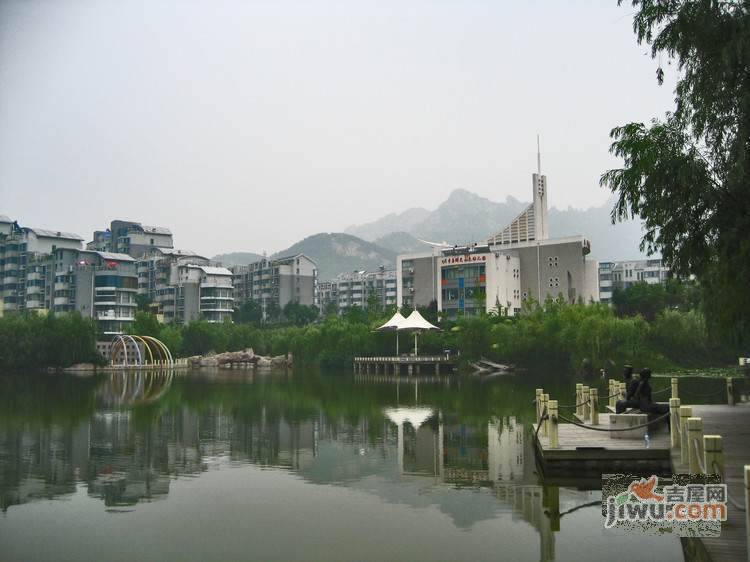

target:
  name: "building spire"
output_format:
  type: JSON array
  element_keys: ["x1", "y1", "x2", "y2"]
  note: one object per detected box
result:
[{"x1": 536, "y1": 134, "x2": 541, "y2": 175}]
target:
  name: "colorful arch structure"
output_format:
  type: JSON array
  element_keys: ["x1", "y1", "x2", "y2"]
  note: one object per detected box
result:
[{"x1": 110, "y1": 334, "x2": 174, "y2": 367}]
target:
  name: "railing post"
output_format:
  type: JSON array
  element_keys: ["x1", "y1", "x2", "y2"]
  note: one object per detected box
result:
[
  {"x1": 671, "y1": 377, "x2": 679, "y2": 400},
  {"x1": 548, "y1": 400, "x2": 559, "y2": 448},
  {"x1": 542, "y1": 393, "x2": 549, "y2": 437},
  {"x1": 703, "y1": 435, "x2": 723, "y2": 478},
  {"x1": 727, "y1": 377, "x2": 735, "y2": 406},
  {"x1": 679, "y1": 406, "x2": 693, "y2": 466},
  {"x1": 669, "y1": 398, "x2": 681, "y2": 449},
  {"x1": 575, "y1": 384, "x2": 583, "y2": 418},
  {"x1": 535, "y1": 388, "x2": 543, "y2": 423},
  {"x1": 590, "y1": 388, "x2": 599, "y2": 425},
  {"x1": 581, "y1": 385, "x2": 590, "y2": 422},
  {"x1": 687, "y1": 417, "x2": 704, "y2": 474},
  {"x1": 744, "y1": 465, "x2": 750, "y2": 561}
]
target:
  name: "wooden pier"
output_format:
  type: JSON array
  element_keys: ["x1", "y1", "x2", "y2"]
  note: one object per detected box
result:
[
  {"x1": 533, "y1": 413, "x2": 673, "y2": 477},
  {"x1": 353, "y1": 355, "x2": 456, "y2": 376},
  {"x1": 533, "y1": 379, "x2": 750, "y2": 561}
]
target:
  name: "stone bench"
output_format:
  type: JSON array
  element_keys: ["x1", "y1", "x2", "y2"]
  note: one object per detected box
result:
[
  {"x1": 608, "y1": 413, "x2": 650, "y2": 439},
  {"x1": 608, "y1": 407, "x2": 669, "y2": 439}
]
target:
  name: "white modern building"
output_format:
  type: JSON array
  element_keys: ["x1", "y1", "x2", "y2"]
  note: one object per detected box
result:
[{"x1": 396, "y1": 164, "x2": 599, "y2": 318}]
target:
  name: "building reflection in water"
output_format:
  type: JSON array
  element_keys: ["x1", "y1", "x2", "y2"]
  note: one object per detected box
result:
[{"x1": 0, "y1": 372, "x2": 597, "y2": 561}]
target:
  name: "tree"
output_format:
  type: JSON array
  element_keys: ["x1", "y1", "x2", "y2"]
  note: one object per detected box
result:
[
  {"x1": 234, "y1": 299, "x2": 263, "y2": 324},
  {"x1": 611, "y1": 282, "x2": 667, "y2": 321},
  {"x1": 265, "y1": 301, "x2": 282, "y2": 323},
  {"x1": 283, "y1": 301, "x2": 319, "y2": 326},
  {"x1": 602, "y1": 1, "x2": 750, "y2": 347},
  {"x1": 323, "y1": 301, "x2": 338, "y2": 317},
  {"x1": 132, "y1": 311, "x2": 162, "y2": 337},
  {"x1": 135, "y1": 293, "x2": 152, "y2": 312}
]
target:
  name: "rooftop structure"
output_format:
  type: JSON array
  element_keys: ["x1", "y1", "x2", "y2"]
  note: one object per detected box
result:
[{"x1": 87, "y1": 219, "x2": 174, "y2": 258}]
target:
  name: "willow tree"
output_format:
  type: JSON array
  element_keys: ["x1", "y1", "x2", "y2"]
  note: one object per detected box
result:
[{"x1": 602, "y1": 0, "x2": 750, "y2": 347}]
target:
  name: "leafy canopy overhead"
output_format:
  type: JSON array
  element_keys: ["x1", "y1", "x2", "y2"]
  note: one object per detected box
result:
[{"x1": 602, "y1": 0, "x2": 750, "y2": 346}]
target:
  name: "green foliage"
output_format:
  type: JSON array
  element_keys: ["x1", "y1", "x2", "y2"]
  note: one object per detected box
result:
[
  {"x1": 603, "y1": 1, "x2": 750, "y2": 347},
  {"x1": 134, "y1": 293, "x2": 152, "y2": 312},
  {"x1": 132, "y1": 312, "x2": 162, "y2": 337},
  {"x1": 233, "y1": 299, "x2": 263, "y2": 324},
  {"x1": 282, "y1": 302, "x2": 319, "y2": 326},
  {"x1": 612, "y1": 283, "x2": 667, "y2": 321},
  {"x1": 612, "y1": 279, "x2": 701, "y2": 320},
  {"x1": 0, "y1": 312, "x2": 101, "y2": 370}
]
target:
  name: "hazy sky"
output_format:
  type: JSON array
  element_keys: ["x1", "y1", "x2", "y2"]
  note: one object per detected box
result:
[{"x1": 0, "y1": 0, "x2": 676, "y2": 256}]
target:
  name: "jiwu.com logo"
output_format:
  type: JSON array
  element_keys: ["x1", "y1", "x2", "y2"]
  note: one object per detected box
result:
[{"x1": 604, "y1": 475, "x2": 727, "y2": 534}]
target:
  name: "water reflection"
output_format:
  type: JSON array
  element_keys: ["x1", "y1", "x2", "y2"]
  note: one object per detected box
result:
[{"x1": 0, "y1": 370, "x2": 679, "y2": 562}]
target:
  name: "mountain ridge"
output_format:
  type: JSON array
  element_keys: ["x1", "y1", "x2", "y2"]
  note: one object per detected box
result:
[{"x1": 346, "y1": 188, "x2": 648, "y2": 261}]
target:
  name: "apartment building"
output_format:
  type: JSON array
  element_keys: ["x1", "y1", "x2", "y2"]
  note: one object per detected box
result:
[
  {"x1": 231, "y1": 254, "x2": 317, "y2": 320},
  {"x1": 598, "y1": 259, "x2": 670, "y2": 303},
  {"x1": 323, "y1": 267, "x2": 398, "y2": 314},
  {"x1": 173, "y1": 263, "x2": 234, "y2": 324},
  {"x1": 0, "y1": 217, "x2": 85, "y2": 315},
  {"x1": 0, "y1": 216, "x2": 138, "y2": 334},
  {"x1": 135, "y1": 248, "x2": 234, "y2": 324}
]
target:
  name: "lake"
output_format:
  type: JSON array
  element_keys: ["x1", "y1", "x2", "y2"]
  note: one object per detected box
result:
[{"x1": 0, "y1": 369, "x2": 699, "y2": 561}]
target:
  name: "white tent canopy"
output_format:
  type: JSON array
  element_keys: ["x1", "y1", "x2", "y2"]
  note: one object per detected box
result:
[
  {"x1": 376, "y1": 311, "x2": 408, "y2": 355},
  {"x1": 400, "y1": 310, "x2": 440, "y2": 332},
  {"x1": 399, "y1": 310, "x2": 440, "y2": 356},
  {"x1": 376, "y1": 311, "x2": 407, "y2": 331}
]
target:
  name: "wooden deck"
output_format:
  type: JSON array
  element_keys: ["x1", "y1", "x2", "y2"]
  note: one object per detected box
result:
[
  {"x1": 534, "y1": 403, "x2": 750, "y2": 561},
  {"x1": 534, "y1": 413, "x2": 672, "y2": 476},
  {"x1": 674, "y1": 403, "x2": 750, "y2": 562}
]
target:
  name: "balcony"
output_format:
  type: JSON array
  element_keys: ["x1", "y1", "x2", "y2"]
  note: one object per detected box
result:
[
  {"x1": 54, "y1": 296, "x2": 69, "y2": 306},
  {"x1": 54, "y1": 282, "x2": 69, "y2": 291}
]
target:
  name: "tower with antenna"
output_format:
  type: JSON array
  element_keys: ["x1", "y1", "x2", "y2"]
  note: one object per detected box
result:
[
  {"x1": 532, "y1": 134, "x2": 549, "y2": 241},
  {"x1": 486, "y1": 135, "x2": 550, "y2": 245}
]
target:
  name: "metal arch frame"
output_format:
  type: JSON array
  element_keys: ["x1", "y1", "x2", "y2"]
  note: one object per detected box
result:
[
  {"x1": 110, "y1": 335, "x2": 143, "y2": 366},
  {"x1": 109, "y1": 334, "x2": 174, "y2": 366},
  {"x1": 140, "y1": 335, "x2": 174, "y2": 364}
]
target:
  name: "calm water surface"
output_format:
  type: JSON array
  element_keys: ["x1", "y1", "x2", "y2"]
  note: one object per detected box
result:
[{"x1": 0, "y1": 369, "x2": 695, "y2": 562}]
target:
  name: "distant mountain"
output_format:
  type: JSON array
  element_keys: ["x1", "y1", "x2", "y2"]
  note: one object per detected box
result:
[
  {"x1": 345, "y1": 188, "x2": 649, "y2": 261},
  {"x1": 212, "y1": 251, "x2": 265, "y2": 266},
  {"x1": 272, "y1": 233, "x2": 396, "y2": 280},
  {"x1": 373, "y1": 231, "x2": 429, "y2": 255},
  {"x1": 345, "y1": 207, "x2": 431, "y2": 241}
]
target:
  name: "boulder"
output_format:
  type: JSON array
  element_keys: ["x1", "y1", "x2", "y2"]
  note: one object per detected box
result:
[
  {"x1": 256, "y1": 356, "x2": 272, "y2": 368},
  {"x1": 199, "y1": 356, "x2": 219, "y2": 367},
  {"x1": 270, "y1": 354, "x2": 290, "y2": 368}
]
